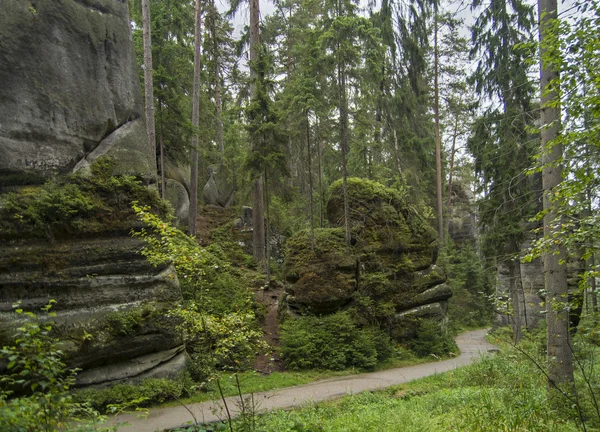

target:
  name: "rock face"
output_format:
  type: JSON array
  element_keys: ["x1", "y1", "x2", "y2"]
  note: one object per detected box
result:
[
  {"x1": 203, "y1": 164, "x2": 235, "y2": 208},
  {"x1": 0, "y1": 0, "x2": 155, "y2": 186},
  {"x1": 0, "y1": 0, "x2": 184, "y2": 387},
  {"x1": 283, "y1": 178, "x2": 451, "y2": 340},
  {"x1": 447, "y1": 182, "x2": 477, "y2": 245},
  {"x1": 0, "y1": 235, "x2": 185, "y2": 388}
]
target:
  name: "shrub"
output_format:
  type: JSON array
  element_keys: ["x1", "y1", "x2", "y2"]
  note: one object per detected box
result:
[
  {"x1": 0, "y1": 303, "x2": 104, "y2": 430},
  {"x1": 280, "y1": 312, "x2": 392, "y2": 370},
  {"x1": 169, "y1": 308, "x2": 267, "y2": 382},
  {"x1": 73, "y1": 377, "x2": 186, "y2": 413},
  {"x1": 409, "y1": 320, "x2": 458, "y2": 358}
]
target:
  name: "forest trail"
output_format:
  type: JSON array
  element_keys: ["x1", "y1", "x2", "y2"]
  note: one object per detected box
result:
[{"x1": 106, "y1": 329, "x2": 497, "y2": 432}]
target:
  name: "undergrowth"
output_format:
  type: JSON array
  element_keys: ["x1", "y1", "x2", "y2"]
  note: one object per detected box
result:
[{"x1": 242, "y1": 328, "x2": 591, "y2": 431}]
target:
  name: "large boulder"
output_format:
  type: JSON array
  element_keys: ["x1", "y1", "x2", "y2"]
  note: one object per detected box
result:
[
  {"x1": 283, "y1": 178, "x2": 451, "y2": 340},
  {"x1": 0, "y1": 0, "x2": 184, "y2": 387},
  {"x1": 0, "y1": 0, "x2": 155, "y2": 186},
  {"x1": 203, "y1": 164, "x2": 235, "y2": 208}
]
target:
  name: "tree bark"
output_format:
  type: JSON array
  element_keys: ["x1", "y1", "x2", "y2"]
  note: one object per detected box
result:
[
  {"x1": 316, "y1": 119, "x2": 324, "y2": 229},
  {"x1": 539, "y1": 0, "x2": 574, "y2": 397},
  {"x1": 306, "y1": 111, "x2": 314, "y2": 246},
  {"x1": 338, "y1": 59, "x2": 351, "y2": 246},
  {"x1": 189, "y1": 0, "x2": 202, "y2": 236},
  {"x1": 141, "y1": 0, "x2": 157, "y2": 184},
  {"x1": 211, "y1": 0, "x2": 224, "y2": 158},
  {"x1": 508, "y1": 258, "x2": 522, "y2": 343},
  {"x1": 445, "y1": 113, "x2": 459, "y2": 237},
  {"x1": 250, "y1": 0, "x2": 266, "y2": 268},
  {"x1": 434, "y1": 6, "x2": 444, "y2": 244}
]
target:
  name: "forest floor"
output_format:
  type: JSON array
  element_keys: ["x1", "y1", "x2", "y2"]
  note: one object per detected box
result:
[{"x1": 106, "y1": 329, "x2": 497, "y2": 432}]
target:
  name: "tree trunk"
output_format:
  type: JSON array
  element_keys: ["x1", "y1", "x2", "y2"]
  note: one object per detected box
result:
[
  {"x1": 264, "y1": 168, "x2": 271, "y2": 285},
  {"x1": 508, "y1": 258, "x2": 522, "y2": 343},
  {"x1": 434, "y1": 7, "x2": 444, "y2": 244},
  {"x1": 141, "y1": 0, "x2": 157, "y2": 184},
  {"x1": 306, "y1": 111, "x2": 314, "y2": 246},
  {"x1": 250, "y1": 0, "x2": 266, "y2": 268},
  {"x1": 445, "y1": 114, "x2": 459, "y2": 236},
  {"x1": 211, "y1": 0, "x2": 224, "y2": 158},
  {"x1": 189, "y1": 0, "x2": 202, "y2": 236},
  {"x1": 539, "y1": 0, "x2": 574, "y2": 397},
  {"x1": 338, "y1": 60, "x2": 351, "y2": 246},
  {"x1": 316, "y1": 119, "x2": 324, "y2": 229},
  {"x1": 393, "y1": 128, "x2": 401, "y2": 177}
]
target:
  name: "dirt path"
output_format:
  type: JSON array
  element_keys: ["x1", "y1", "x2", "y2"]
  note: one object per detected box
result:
[{"x1": 106, "y1": 329, "x2": 497, "y2": 432}]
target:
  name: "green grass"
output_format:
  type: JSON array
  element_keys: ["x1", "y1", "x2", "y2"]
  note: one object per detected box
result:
[
  {"x1": 158, "y1": 346, "x2": 440, "y2": 409},
  {"x1": 224, "y1": 327, "x2": 599, "y2": 432}
]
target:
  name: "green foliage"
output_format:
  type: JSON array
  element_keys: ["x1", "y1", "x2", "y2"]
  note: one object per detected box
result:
[
  {"x1": 280, "y1": 312, "x2": 392, "y2": 371},
  {"x1": 409, "y1": 320, "x2": 458, "y2": 358},
  {"x1": 73, "y1": 377, "x2": 186, "y2": 414},
  {"x1": 0, "y1": 303, "x2": 104, "y2": 431},
  {"x1": 131, "y1": 206, "x2": 265, "y2": 382},
  {"x1": 247, "y1": 337, "x2": 586, "y2": 432},
  {"x1": 0, "y1": 157, "x2": 167, "y2": 241},
  {"x1": 524, "y1": 0, "x2": 600, "y2": 281},
  {"x1": 441, "y1": 243, "x2": 494, "y2": 331},
  {"x1": 168, "y1": 307, "x2": 267, "y2": 382},
  {"x1": 132, "y1": 203, "x2": 253, "y2": 314}
]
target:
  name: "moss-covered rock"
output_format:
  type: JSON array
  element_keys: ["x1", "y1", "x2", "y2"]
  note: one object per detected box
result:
[{"x1": 283, "y1": 178, "x2": 451, "y2": 342}]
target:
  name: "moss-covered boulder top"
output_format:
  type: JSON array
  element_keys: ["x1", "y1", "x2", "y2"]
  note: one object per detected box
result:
[{"x1": 284, "y1": 178, "x2": 451, "y2": 340}]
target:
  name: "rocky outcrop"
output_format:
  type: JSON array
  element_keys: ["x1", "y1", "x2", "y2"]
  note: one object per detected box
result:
[
  {"x1": 203, "y1": 164, "x2": 235, "y2": 208},
  {"x1": 0, "y1": 0, "x2": 184, "y2": 387},
  {"x1": 0, "y1": 0, "x2": 155, "y2": 186},
  {"x1": 447, "y1": 182, "x2": 476, "y2": 245},
  {"x1": 0, "y1": 236, "x2": 184, "y2": 388},
  {"x1": 283, "y1": 178, "x2": 451, "y2": 340}
]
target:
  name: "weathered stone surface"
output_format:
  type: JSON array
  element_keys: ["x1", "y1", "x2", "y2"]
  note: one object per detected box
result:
[
  {"x1": 392, "y1": 302, "x2": 448, "y2": 340},
  {"x1": 203, "y1": 164, "x2": 235, "y2": 208},
  {"x1": 0, "y1": 0, "x2": 153, "y2": 185},
  {"x1": 0, "y1": 0, "x2": 186, "y2": 386},
  {"x1": 447, "y1": 182, "x2": 476, "y2": 244},
  {"x1": 283, "y1": 179, "x2": 450, "y2": 340},
  {"x1": 0, "y1": 236, "x2": 185, "y2": 387},
  {"x1": 76, "y1": 346, "x2": 186, "y2": 388},
  {"x1": 165, "y1": 179, "x2": 190, "y2": 226}
]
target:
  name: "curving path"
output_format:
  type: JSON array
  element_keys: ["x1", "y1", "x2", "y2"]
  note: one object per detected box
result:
[{"x1": 106, "y1": 329, "x2": 497, "y2": 432}]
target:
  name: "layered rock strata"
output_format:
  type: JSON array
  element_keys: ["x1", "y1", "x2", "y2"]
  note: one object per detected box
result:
[
  {"x1": 0, "y1": 0, "x2": 184, "y2": 386},
  {"x1": 283, "y1": 178, "x2": 451, "y2": 340}
]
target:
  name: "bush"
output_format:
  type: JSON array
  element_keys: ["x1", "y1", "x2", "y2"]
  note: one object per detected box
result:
[
  {"x1": 409, "y1": 320, "x2": 458, "y2": 358},
  {"x1": 73, "y1": 377, "x2": 185, "y2": 413},
  {"x1": 0, "y1": 303, "x2": 104, "y2": 430},
  {"x1": 280, "y1": 312, "x2": 392, "y2": 370}
]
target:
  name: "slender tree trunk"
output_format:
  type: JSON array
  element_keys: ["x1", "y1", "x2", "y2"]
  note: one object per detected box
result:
[
  {"x1": 159, "y1": 134, "x2": 165, "y2": 198},
  {"x1": 141, "y1": 0, "x2": 157, "y2": 184},
  {"x1": 445, "y1": 114, "x2": 459, "y2": 236},
  {"x1": 189, "y1": 0, "x2": 202, "y2": 236},
  {"x1": 584, "y1": 144, "x2": 597, "y2": 313},
  {"x1": 264, "y1": 168, "x2": 271, "y2": 285},
  {"x1": 434, "y1": 7, "x2": 444, "y2": 243},
  {"x1": 539, "y1": 0, "x2": 574, "y2": 397},
  {"x1": 249, "y1": 0, "x2": 266, "y2": 268},
  {"x1": 508, "y1": 258, "x2": 522, "y2": 343},
  {"x1": 158, "y1": 98, "x2": 166, "y2": 199},
  {"x1": 211, "y1": 0, "x2": 224, "y2": 158},
  {"x1": 516, "y1": 259, "x2": 529, "y2": 330},
  {"x1": 338, "y1": 60, "x2": 351, "y2": 246},
  {"x1": 393, "y1": 128, "x2": 401, "y2": 177},
  {"x1": 306, "y1": 111, "x2": 315, "y2": 246},
  {"x1": 316, "y1": 119, "x2": 324, "y2": 229}
]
